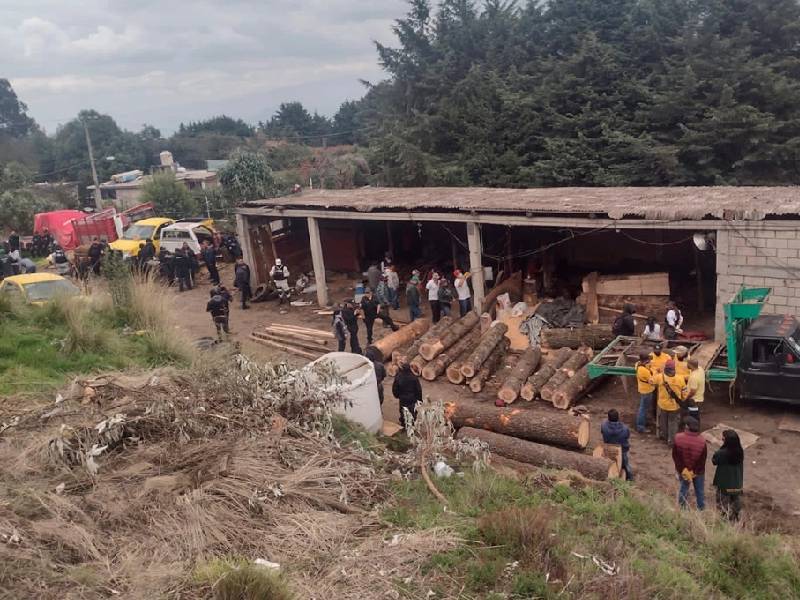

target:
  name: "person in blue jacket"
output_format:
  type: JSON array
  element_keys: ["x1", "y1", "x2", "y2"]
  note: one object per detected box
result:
[{"x1": 601, "y1": 408, "x2": 633, "y2": 481}]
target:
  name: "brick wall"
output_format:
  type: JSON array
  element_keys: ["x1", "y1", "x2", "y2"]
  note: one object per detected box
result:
[{"x1": 715, "y1": 224, "x2": 800, "y2": 340}]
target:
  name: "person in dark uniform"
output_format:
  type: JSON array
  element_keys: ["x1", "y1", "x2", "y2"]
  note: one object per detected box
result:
[
  {"x1": 360, "y1": 289, "x2": 398, "y2": 345},
  {"x1": 332, "y1": 307, "x2": 348, "y2": 352},
  {"x1": 612, "y1": 303, "x2": 636, "y2": 337},
  {"x1": 87, "y1": 237, "x2": 104, "y2": 275},
  {"x1": 8, "y1": 230, "x2": 19, "y2": 253},
  {"x1": 393, "y1": 362, "x2": 422, "y2": 429},
  {"x1": 159, "y1": 248, "x2": 175, "y2": 285},
  {"x1": 42, "y1": 228, "x2": 54, "y2": 255},
  {"x1": 31, "y1": 232, "x2": 42, "y2": 257},
  {"x1": 140, "y1": 239, "x2": 156, "y2": 263},
  {"x1": 206, "y1": 286, "x2": 231, "y2": 339},
  {"x1": 233, "y1": 258, "x2": 252, "y2": 309},
  {"x1": 201, "y1": 240, "x2": 220, "y2": 285},
  {"x1": 365, "y1": 347, "x2": 386, "y2": 405},
  {"x1": 174, "y1": 248, "x2": 192, "y2": 292},
  {"x1": 340, "y1": 300, "x2": 362, "y2": 354}
]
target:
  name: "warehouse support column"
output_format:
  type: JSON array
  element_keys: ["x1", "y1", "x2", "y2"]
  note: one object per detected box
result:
[
  {"x1": 467, "y1": 222, "x2": 485, "y2": 312},
  {"x1": 307, "y1": 216, "x2": 329, "y2": 307},
  {"x1": 235, "y1": 213, "x2": 257, "y2": 287}
]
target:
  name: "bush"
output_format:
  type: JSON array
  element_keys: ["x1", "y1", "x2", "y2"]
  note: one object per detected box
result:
[
  {"x1": 194, "y1": 558, "x2": 293, "y2": 600},
  {"x1": 54, "y1": 295, "x2": 114, "y2": 355},
  {"x1": 141, "y1": 171, "x2": 198, "y2": 218}
]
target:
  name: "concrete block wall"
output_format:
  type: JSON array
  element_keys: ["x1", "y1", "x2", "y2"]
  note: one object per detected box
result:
[{"x1": 715, "y1": 224, "x2": 800, "y2": 340}]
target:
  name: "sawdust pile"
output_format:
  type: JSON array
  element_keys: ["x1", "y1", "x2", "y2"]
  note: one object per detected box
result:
[{"x1": 0, "y1": 357, "x2": 458, "y2": 599}]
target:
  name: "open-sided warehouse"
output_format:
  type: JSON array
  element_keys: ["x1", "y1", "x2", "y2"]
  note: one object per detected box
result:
[{"x1": 236, "y1": 186, "x2": 800, "y2": 342}]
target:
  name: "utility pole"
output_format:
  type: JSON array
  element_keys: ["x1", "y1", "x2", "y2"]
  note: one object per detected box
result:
[{"x1": 83, "y1": 118, "x2": 103, "y2": 210}]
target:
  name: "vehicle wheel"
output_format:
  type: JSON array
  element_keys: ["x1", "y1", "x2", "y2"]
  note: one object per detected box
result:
[{"x1": 252, "y1": 284, "x2": 270, "y2": 302}]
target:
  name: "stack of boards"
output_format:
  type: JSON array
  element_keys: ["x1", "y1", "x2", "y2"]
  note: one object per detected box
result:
[{"x1": 250, "y1": 323, "x2": 335, "y2": 359}]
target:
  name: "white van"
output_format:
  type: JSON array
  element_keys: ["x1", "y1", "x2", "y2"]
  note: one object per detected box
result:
[{"x1": 159, "y1": 221, "x2": 215, "y2": 255}]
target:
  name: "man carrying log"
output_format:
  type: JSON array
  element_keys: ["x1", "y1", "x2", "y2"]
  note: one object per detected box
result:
[
  {"x1": 601, "y1": 409, "x2": 633, "y2": 481},
  {"x1": 393, "y1": 363, "x2": 422, "y2": 429}
]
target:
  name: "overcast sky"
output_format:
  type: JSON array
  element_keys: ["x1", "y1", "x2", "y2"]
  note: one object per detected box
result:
[{"x1": 2, "y1": 0, "x2": 405, "y2": 134}]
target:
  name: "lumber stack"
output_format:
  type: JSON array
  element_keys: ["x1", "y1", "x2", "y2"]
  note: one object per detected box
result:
[
  {"x1": 467, "y1": 338, "x2": 509, "y2": 392},
  {"x1": 497, "y1": 346, "x2": 541, "y2": 406},
  {"x1": 520, "y1": 347, "x2": 572, "y2": 401},
  {"x1": 250, "y1": 323, "x2": 336, "y2": 360},
  {"x1": 419, "y1": 312, "x2": 480, "y2": 361},
  {"x1": 581, "y1": 272, "x2": 670, "y2": 319},
  {"x1": 540, "y1": 347, "x2": 594, "y2": 405},
  {"x1": 391, "y1": 317, "x2": 454, "y2": 376},
  {"x1": 541, "y1": 324, "x2": 615, "y2": 350}
]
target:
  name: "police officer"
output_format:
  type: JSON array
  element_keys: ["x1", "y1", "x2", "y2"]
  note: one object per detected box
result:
[
  {"x1": 270, "y1": 258, "x2": 290, "y2": 304},
  {"x1": 340, "y1": 300, "x2": 362, "y2": 354},
  {"x1": 201, "y1": 240, "x2": 220, "y2": 285},
  {"x1": 174, "y1": 248, "x2": 192, "y2": 292},
  {"x1": 234, "y1": 258, "x2": 252, "y2": 309},
  {"x1": 206, "y1": 286, "x2": 231, "y2": 339}
]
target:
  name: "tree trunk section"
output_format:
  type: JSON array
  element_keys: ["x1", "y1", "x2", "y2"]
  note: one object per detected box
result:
[
  {"x1": 409, "y1": 354, "x2": 427, "y2": 376},
  {"x1": 481, "y1": 271, "x2": 523, "y2": 315},
  {"x1": 468, "y1": 338, "x2": 510, "y2": 392},
  {"x1": 540, "y1": 347, "x2": 593, "y2": 403},
  {"x1": 422, "y1": 328, "x2": 482, "y2": 381},
  {"x1": 460, "y1": 322, "x2": 509, "y2": 379},
  {"x1": 479, "y1": 312, "x2": 493, "y2": 334},
  {"x1": 367, "y1": 318, "x2": 431, "y2": 361},
  {"x1": 592, "y1": 443, "x2": 623, "y2": 472},
  {"x1": 456, "y1": 427, "x2": 617, "y2": 480},
  {"x1": 386, "y1": 363, "x2": 399, "y2": 377},
  {"x1": 551, "y1": 366, "x2": 592, "y2": 410},
  {"x1": 394, "y1": 317, "x2": 453, "y2": 365},
  {"x1": 541, "y1": 325, "x2": 614, "y2": 350},
  {"x1": 521, "y1": 347, "x2": 574, "y2": 401},
  {"x1": 497, "y1": 347, "x2": 542, "y2": 405},
  {"x1": 446, "y1": 401, "x2": 590, "y2": 449},
  {"x1": 419, "y1": 312, "x2": 479, "y2": 361}
]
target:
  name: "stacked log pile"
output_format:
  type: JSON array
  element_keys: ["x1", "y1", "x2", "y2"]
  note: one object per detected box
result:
[
  {"x1": 387, "y1": 317, "x2": 453, "y2": 376},
  {"x1": 446, "y1": 401, "x2": 619, "y2": 480},
  {"x1": 250, "y1": 324, "x2": 336, "y2": 359}
]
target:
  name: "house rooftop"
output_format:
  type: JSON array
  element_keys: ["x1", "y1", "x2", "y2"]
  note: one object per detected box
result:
[{"x1": 241, "y1": 186, "x2": 800, "y2": 221}]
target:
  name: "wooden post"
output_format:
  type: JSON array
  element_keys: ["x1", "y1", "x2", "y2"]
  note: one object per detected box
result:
[
  {"x1": 307, "y1": 216, "x2": 329, "y2": 307},
  {"x1": 386, "y1": 222, "x2": 395, "y2": 257},
  {"x1": 467, "y1": 222, "x2": 485, "y2": 313},
  {"x1": 235, "y1": 213, "x2": 257, "y2": 287}
]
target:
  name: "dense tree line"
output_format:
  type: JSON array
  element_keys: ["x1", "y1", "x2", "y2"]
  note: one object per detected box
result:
[{"x1": 359, "y1": 0, "x2": 800, "y2": 186}]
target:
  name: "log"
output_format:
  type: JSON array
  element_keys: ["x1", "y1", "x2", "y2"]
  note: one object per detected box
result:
[
  {"x1": 366, "y1": 318, "x2": 431, "y2": 361},
  {"x1": 541, "y1": 325, "x2": 614, "y2": 350},
  {"x1": 497, "y1": 347, "x2": 542, "y2": 405},
  {"x1": 468, "y1": 338, "x2": 510, "y2": 392},
  {"x1": 266, "y1": 324, "x2": 335, "y2": 340},
  {"x1": 248, "y1": 335, "x2": 321, "y2": 360},
  {"x1": 520, "y1": 348, "x2": 574, "y2": 401},
  {"x1": 265, "y1": 328, "x2": 334, "y2": 346},
  {"x1": 386, "y1": 363, "x2": 399, "y2": 377},
  {"x1": 446, "y1": 401, "x2": 590, "y2": 449},
  {"x1": 409, "y1": 354, "x2": 428, "y2": 376},
  {"x1": 551, "y1": 366, "x2": 592, "y2": 410},
  {"x1": 479, "y1": 312, "x2": 493, "y2": 334},
  {"x1": 584, "y1": 271, "x2": 599, "y2": 325},
  {"x1": 460, "y1": 322, "x2": 510, "y2": 379},
  {"x1": 456, "y1": 427, "x2": 617, "y2": 480},
  {"x1": 251, "y1": 331, "x2": 329, "y2": 354},
  {"x1": 592, "y1": 444, "x2": 623, "y2": 472},
  {"x1": 394, "y1": 317, "x2": 454, "y2": 365},
  {"x1": 540, "y1": 347, "x2": 593, "y2": 402},
  {"x1": 419, "y1": 312, "x2": 479, "y2": 361},
  {"x1": 481, "y1": 271, "x2": 523, "y2": 314},
  {"x1": 422, "y1": 328, "x2": 482, "y2": 381}
]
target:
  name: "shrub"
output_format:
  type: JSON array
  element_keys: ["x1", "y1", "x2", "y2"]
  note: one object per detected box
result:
[{"x1": 194, "y1": 558, "x2": 293, "y2": 600}]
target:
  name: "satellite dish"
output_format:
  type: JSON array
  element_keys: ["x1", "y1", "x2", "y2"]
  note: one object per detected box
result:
[{"x1": 692, "y1": 233, "x2": 708, "y2": 251}]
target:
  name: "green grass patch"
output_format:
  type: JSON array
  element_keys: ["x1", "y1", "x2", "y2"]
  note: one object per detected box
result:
[
  {"x1": 384, "y1": 471, "x2": 800, "y2": 599},
  {"x1": 193, "y1": 557, "x2": 294, "y2": 600}
]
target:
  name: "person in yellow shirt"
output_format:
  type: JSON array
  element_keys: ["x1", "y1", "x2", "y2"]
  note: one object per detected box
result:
[
  {"x1": 657, "y1": 360, "x2": 686, "y2": 446},
  {"x1": 649, "y1": 342, "x2": 670, "y2": 374},
  {"x1": 674, "y1": 346, "x2": 690, "y2": 379},
  {"x1": 686, "y1": 358, "x2": 706, "y2": 426},
  {"x1": 635, "y1": 352, "x2": 656, "y2": 433}
]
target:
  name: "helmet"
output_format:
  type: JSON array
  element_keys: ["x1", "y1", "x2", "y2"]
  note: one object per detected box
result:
[{"x1": 275, "y1": 258, "x2": 282, "y2": 267}]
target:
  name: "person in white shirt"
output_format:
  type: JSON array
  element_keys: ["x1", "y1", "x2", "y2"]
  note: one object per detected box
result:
[
  {"x1": 386, "y1": 266, "x2": 400, "y2": 310},
  {"x1": 426, "y1": 273, "x2": 441, "y2": 323},
  {"x1": 665, "y1": 301, "x2": 684, "y2": 340},
  {"x1": 643, "y1": 316, "x2": 662, "y2": 341},
  {"x1": 453, "y1": 269, "x2": 472, "y2": 316}
]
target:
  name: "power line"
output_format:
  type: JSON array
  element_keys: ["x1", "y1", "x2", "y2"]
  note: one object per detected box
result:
[{"x1": 619, "y1": 230, "x2": 695, "y2": 246}]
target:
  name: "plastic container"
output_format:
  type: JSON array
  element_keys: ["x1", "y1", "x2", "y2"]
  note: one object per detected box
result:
[{"x1": 308, "y1": 352, "x2": 382, "y2": 433}]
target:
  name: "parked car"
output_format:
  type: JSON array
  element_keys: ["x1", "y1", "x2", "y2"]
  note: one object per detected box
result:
[
  {"x1": 159, "y1": 221, "x2": 215, "y2": 255},
  {"x1": 109, "y1": 217, "x2": 174, "y2": 259},
  {"x1": 0, "y1": 273, "x2": 80, "y2": 305}
]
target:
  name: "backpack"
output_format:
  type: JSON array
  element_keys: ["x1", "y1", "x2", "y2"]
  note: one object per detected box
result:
[{"x1": 612, "y1": 314, "x2": 626, "y2": 336}]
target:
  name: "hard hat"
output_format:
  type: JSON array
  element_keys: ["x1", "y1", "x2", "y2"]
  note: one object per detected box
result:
[{"x1": 275, "y1": 258, "x2": 282, "y2": 266}]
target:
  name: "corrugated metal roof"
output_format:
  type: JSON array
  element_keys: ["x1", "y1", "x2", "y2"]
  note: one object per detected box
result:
[{"x1": 243, "y1": 186, "x2": 800, "y2": 221}]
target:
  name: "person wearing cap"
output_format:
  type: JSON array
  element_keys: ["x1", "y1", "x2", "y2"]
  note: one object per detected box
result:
[
  {"x1": 406, "y1": 274, "x2": 422, "y2": 322},
  {"x1": 657, "y1": 359, "x2": 686, "y2": 445},
  {"x1": 649, "y1": 342, "x2": 670, "y2": 374},
  {"x1": 686, "y1": 357, "x2": 706, "y2": 425},
  {"x1": 672, "y1": 417, "x2": 707, "y2": 510},
  {"x1": 673, "y1": 346, "x2": 690, "y2": 379},
  {"x1": 635, "y1": 352, "x2": 656, "y2": 433},
  {"x1": 454, "y1": 269, "x2": 472, "y2": 316}
]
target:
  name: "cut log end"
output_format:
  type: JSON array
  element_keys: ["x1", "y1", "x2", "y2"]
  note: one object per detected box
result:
[
  {"x1": 419, "y1": 341, "x2": 444, "y2": 362},
  {"x1": 421, "y1": 365, "x2": 438, "y2": 381},
  {"x1": 447, "y1": 364, "x2": 465, "y2": 385},
  {"x1": 577, "y1": 418, "x2": 590, "y2": 448},
  {"x1": 461, "y1": 365, "x2": 477, "y2": 379}
]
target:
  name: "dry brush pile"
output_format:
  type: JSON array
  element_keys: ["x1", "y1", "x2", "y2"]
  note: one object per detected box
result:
[{"x1": 0, "y1": 355, "x2": 458, "y2": 599}]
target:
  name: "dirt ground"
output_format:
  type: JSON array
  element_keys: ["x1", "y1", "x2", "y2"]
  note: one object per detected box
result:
[{"x1": 172, "y1": 266, "x2": 800, "y2": 529}]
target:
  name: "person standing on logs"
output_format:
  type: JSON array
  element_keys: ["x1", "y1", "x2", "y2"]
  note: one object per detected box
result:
[
  {"x1": 601, "y1": 409, "x2": 633, "y2": 481},
  {"x1": 426, "y1": 272, "x2": 441, "y2": 323},
  {"x1": 712, "y1": 429, "x2": 744, "y2": 521},
  {"x1": 393, "y1": 362, "x2": 422, "y2": 430},
  {"x1": 234, "y1": 257, "x2": 252, "y2": 309},
  {"x1": 672, "y1": 417, "x2": 707, "y2": 510},
  {"x1": 635, "y1": 352, "x2": 656, "y2": 434},
  {"x1": 406, "y1": 273, "x2": 422, "y2": 322},
  {"x1": 341, "y1": 300, "x2": 362, "y2": 354}
]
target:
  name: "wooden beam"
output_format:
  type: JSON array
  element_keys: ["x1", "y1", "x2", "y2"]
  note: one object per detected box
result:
[
  {"x1": 466, "y1": 221, "x2": 485, "y2": 313},
  {"x1": 307, "y1": 216, "x2": 329, "y2": 307},
  {"x1": 235, "y1": 213, "x2": 257, "y2": 287}
]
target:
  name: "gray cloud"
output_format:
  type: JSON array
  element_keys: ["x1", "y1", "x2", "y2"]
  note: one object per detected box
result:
[{"x1": 2, "y1": 0, "x2": 405, "y2": 133}]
